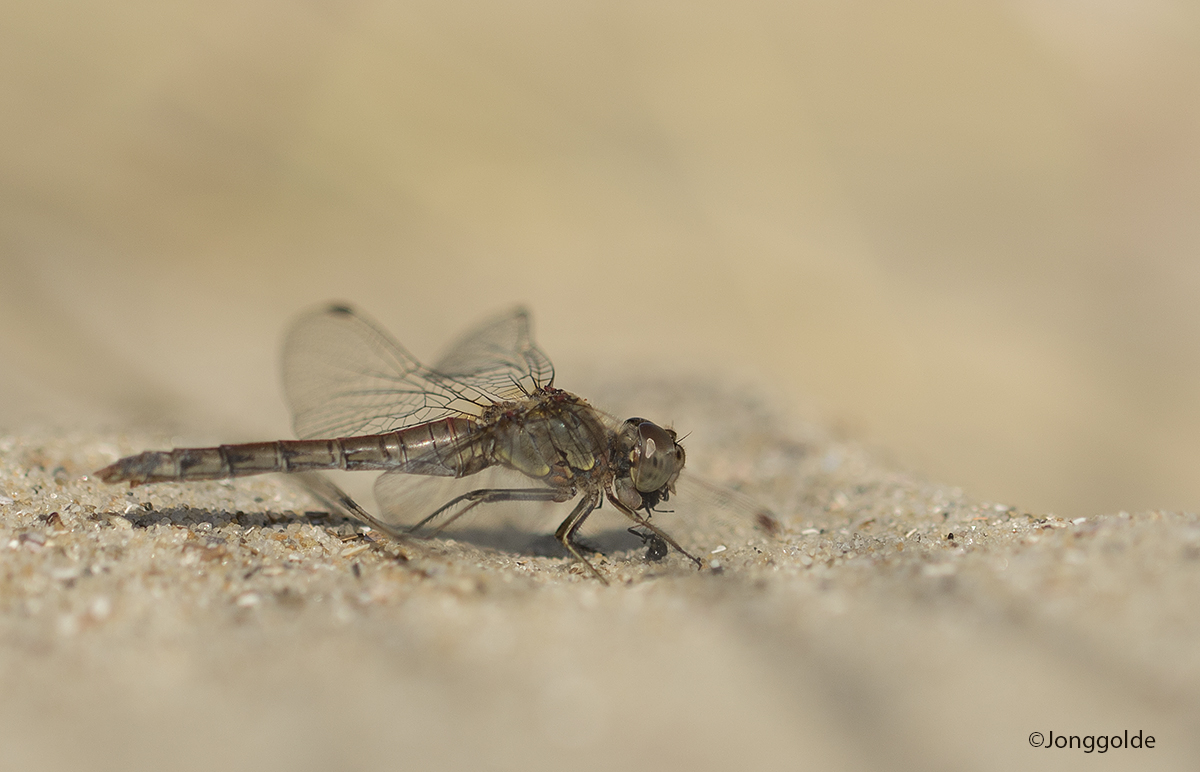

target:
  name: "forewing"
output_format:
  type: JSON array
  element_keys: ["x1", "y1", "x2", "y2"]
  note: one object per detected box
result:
[
  {"x1": 432, "y1": 307, "x2": 554, "y2": 400},
  {"x1": 668, "y1": 473, "x2": 780, "y2": 547},
  {"x1": 283, "y1": 305, "x2": 496, "y2": 439}
]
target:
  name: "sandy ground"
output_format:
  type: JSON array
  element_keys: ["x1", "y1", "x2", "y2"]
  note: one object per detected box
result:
[{"x1": 2, "y1": 378, "x2": 1197, "y2": 772}]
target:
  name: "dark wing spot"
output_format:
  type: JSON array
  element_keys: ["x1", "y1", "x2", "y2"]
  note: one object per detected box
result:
[
  {"x1": 327, "y1": 304, "x2": 354, "y2": 315},
  {"x1": 755, "y1": 512, "x2": 781, "y2": 536}
]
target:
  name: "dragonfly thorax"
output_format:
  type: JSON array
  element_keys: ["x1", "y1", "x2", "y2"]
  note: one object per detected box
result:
[{"x1": 612, "y1": 418, "x2": 685, "y2": 511}]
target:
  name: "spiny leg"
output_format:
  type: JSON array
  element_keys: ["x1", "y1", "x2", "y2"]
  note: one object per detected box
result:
[
  {"x1": 606, "y1": 491, "x2": 703, "y2": 569},
  {"x1": 553, "y1": 492, "x2": 607, "y2": 585},
  {"x1": 408, "y1": 487, "x2": 568, "y2": 536}
]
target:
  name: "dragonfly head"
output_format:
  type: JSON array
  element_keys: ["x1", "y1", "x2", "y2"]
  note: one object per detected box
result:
[{"x1": 613, "y1": 418, "x2": 686, "y2": 511}]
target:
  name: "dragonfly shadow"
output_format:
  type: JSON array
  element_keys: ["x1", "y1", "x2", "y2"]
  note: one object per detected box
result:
[
  {"x1": 114, "y1": 506, "x2": 358, "y2": 532},
  {"x1": 110, "y1": 506, "x2": 650, "y2": 561},
  {"x1": 424, "y1": 525, "x2": 647, "y2": 559}
]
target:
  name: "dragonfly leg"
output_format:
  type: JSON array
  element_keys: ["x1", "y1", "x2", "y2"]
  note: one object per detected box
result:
[
  {"x1": 606, "y1": 491, "x2": 703, "y2": 569},
  {"x1": 294, "y1": 472, "x2": 408, "y2": 539},
  {"x1": 553, "y1": 491, "x2": 607, "y2": 584},
  {"x1": 407, "y1": 486, "x2": 609, "y2": 584},
  {"x1": 408, "y1": 487, "x2": 568, "y2": 536}
]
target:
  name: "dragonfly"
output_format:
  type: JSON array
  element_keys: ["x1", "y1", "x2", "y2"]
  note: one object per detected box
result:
[{"x1": 97, "y1": 304, "x2": 705, "y2": 583}]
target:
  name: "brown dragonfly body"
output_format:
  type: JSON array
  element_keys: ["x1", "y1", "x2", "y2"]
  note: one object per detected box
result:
[{"x1": 98, "y1": 305, "x2": 700, "y2": 582}]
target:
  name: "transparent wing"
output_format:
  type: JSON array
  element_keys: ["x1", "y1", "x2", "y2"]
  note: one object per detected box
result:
[
  {"x1": 432, "y1": 306, "x2": 554, "y2": 400},
  {"x1": 373, "y1": 467, "x2": 574, "y2": 553},
  {"x1": 283, "y1": 305, "x2": 557, "y2": 440},
  {"x1": 372, "y1": 468, "x2": 678, "y2": 559},
  {"x1": 667, "y1": 472, "x2": 781, "y2": 547},
  {"x1": 371, "y1": 466, "x2": 785, "y2": 568},
  {"x1": 616, "y1": 471, "x2": 787, "y2": 569},
  {"x1": 283, "y1": 305, "x2": 496, "y2": 439}
]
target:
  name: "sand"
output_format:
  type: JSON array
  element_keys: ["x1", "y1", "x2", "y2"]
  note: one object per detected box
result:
[{"x1": 1, "y1": 378, "x2": 1196, "y2": 772}]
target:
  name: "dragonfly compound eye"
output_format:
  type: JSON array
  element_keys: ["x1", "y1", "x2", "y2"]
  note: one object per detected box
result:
[{"x1": 630, "y1": 421, "x2": 685, "y2": 493}]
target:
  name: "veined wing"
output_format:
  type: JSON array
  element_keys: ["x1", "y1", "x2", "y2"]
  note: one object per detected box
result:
[
  {"x1": 370, "y1": 467, "x2": 784, "y2": 565},
  {"x1": 373, "y1": 465, "x2": 558, "y2": 532},
  {"x1": 283, "y1": 305, "x2": 556, "y2": 440},
  {"x1": 432, "y1": 306, "x2": 554, "y2": 400},
  {"x1": 284, "y1": 305, "x2": 494, "y2": 439}
]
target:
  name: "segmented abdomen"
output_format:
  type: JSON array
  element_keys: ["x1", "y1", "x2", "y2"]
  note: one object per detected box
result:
[{"x1": 96, "y1": 418, "x2": 486, "y2": 485}]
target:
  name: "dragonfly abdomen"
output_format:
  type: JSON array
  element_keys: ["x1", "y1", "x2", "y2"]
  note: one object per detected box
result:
[{"x1": 96, "y1": 418, "x2": 486, "y2": 485}]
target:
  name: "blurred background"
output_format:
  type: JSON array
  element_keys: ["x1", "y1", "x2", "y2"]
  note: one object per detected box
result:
[{"x1": 2, "y1": 0, "x2": 1199, "y2": 519}]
